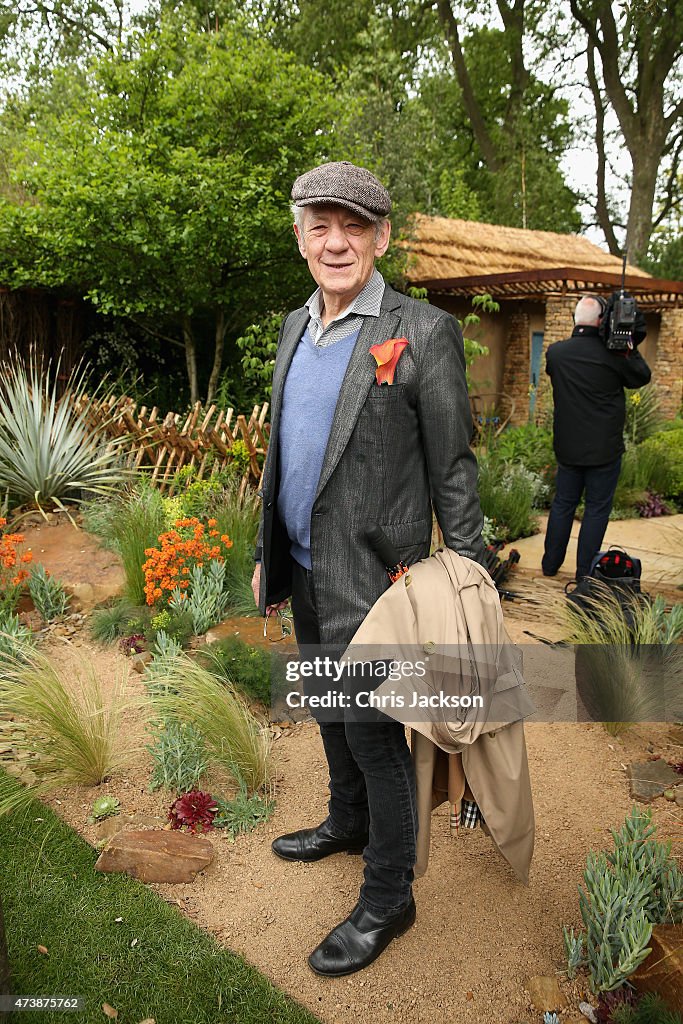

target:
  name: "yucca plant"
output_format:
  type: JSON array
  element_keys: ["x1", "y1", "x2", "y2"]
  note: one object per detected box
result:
[
  {"x1": 146, "y1": 653, "x2": 272, "y2": 794},
  {"x1": 0, "y1": 645, "x2": 139, "y2": 800},
  {"x1": 0, "y1": 350, "x2": 131, "y2": 514}
]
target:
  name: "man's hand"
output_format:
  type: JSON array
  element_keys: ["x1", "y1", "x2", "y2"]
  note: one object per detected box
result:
[
  {"x1": 251, "y1": 563, "x2": 289, "y2": 617},
  {"x1": 251, "y1": 562, "x2": 261, "y2": 608}
]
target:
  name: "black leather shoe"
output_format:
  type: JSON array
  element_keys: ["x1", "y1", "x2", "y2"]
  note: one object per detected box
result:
[
  {"x1": 307, "y1": 896, "x2": 416, "y2": 977},
  {"x1": 271, "y1": 819, "x2": 368, "y2": 862}
]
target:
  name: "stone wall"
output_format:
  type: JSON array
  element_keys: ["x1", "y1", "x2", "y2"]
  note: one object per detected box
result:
[
  {"x1": 653, "y1": 308, "x2": 683, "y2": 418},
  {"x1": 500, "y1": 308, "x2": 530, "y2": 425},
  {"x1": 532, "y1": 295, "x2": 576, "y2": 424},
  {"x1": 543, "y1": 294, "x2": 576, "y2": 347}
]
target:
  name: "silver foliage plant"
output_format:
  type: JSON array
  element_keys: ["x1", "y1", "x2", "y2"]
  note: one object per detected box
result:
[
  {"x1": 0, "y1": 350, "x2": 130, "y2": 511},
  {"x1": 563, "y1": 806, "x2": 683, "y2": 993}
]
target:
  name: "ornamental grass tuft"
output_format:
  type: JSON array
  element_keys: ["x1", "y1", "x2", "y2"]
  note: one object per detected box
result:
[
  {"x1": 0, "y1": 645, "x2": 139, "y2": 803},
  {"x1": 146, "y1": 654, "x2": 272, "y2": 794}
]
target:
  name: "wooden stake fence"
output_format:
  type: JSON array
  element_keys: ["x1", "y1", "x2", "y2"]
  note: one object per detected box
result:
[{"x1": 77, "y1": 395, "x2": 270, "y2": 493}]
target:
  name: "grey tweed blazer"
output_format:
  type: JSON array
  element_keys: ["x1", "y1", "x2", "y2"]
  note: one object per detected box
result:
[{"x1": 256, "y1": 282, "x2": 485, "y2": 646}]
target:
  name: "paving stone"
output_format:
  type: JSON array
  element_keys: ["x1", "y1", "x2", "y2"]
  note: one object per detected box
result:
[
  {"x1": 628, "y1": 759, "x2": 680, "y2": 802},
  {"x1": 524, "y1": 976, "x2": 567, "y2": 1012},
  {"x1": 631, "y1": 924, "x2": 683, "y2": 1015},
  {"x1": 95, "y1": 829, "x2": 213, "y2": 883}
]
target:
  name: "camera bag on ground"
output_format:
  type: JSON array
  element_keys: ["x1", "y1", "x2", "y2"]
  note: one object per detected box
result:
[{"x1": 565, "y1": 547, "x2": 644, "y2": 631}]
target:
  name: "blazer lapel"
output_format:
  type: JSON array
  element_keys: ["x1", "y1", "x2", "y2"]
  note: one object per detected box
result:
[
  {"x1": 269, "y1": 307, "x2": 310, "y2": 445},
  {"x1": 314, "y1": 287, "x2": 401, "y2": 503}
]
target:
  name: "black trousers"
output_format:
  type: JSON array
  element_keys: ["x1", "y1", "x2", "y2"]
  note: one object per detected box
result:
[
  {"x1": 289, "y1": 558, "x2": 417, "y2": 914},
  {"x1": 542, "y1": 456, "x2": 622, "y2": 579}
]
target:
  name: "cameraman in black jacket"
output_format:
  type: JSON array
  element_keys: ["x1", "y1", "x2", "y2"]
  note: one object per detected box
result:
[{"x1": 542, "y1": 294, "x2": 651, "y2": 581}]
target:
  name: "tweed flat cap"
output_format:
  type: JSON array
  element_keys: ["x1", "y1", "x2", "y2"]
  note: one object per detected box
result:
[{"x1": 291, "y1": 161, "x2": 391, "y2": 220}]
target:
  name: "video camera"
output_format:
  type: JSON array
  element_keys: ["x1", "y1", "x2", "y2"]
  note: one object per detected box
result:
[{"x1": 597, "y1": 253, "x2": 644, "y2": 351}]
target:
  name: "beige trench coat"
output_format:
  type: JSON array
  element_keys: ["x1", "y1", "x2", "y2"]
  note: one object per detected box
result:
[{"x1": 344, "y1": 548, "x2": 536, "y2": 884}]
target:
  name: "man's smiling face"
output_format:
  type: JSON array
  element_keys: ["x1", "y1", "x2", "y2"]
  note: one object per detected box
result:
[{"x1": 294, "y1": 204, "x2": 391, "y2": 310}]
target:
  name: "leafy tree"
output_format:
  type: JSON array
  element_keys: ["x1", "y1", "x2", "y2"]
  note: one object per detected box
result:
[
  {"x1": 569, "y1": 0, "x2": 683, "y2": 262},
  {"x1": 0, "y1": 18, "x2": 349, "y2": 403}
]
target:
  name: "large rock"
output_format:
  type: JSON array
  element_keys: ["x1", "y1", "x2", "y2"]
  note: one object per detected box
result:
[
  {"x1": 524, "y1": 975, "x2": 567, "y2": 1012},
  {"x1": 94, "y1": 829, "x2": 213, "y2": 883},
  {"x1": 630, "y1": 924, "x2": 683, "y2": 1014},
  {"x1": 628, "y1": 760, "x2": 680, "y2": 802}
]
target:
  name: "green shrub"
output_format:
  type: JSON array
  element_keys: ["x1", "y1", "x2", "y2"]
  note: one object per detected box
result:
[
  {"x1": 177, "y1": 477, "x2": 225, "y2": 518},
  {"x1": 113, "y1": 483, "x2": 167, "y2": 605},
  {"x1": 476, "y1": 457, "x2": 542, "y2": 540},
  {"x1": 27, "y1": 564, "x2": 68, "y2": 622},
  {"x1": 611, "y1": 993, "x2": 683, "y2": 1024},
  {"x1": 488, "y1": 423, "x2": 556, "y2": 493},
  {"x1": 147, "y1": 719, "x2": 210, "y2": 795},
  {"x1": 204, "y1": 479, "x2": 260, "y2": 616},
  {"x1": 90, "y1": 600, "x2": 137, "y2": 644},
  {"x1": 147, "y1": 607, "x2": 194, "y2": 647},
  {"x1": 146, "y1": 654, "x2": 272, "y2": 794},
  {"x1": 203, "y1": 635, "x2": 289, "y2": 706},
  {"x1": 635, "y1": 427, "x2": 683, "y2": 501},
  {"x1": 563, "y1": 807, "x2": 683, "y2": 993},
  {"x1": 213, "y1": 769, "x2": 274, "y2": 839},
  {"x1": 83, "y1": 481, "x2": 167, "y2": 605}
]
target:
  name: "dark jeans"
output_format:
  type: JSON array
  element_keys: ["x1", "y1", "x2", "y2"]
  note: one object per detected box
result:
[
  {"x1": 290, "y1": 558, "x2": 417, "y2": 915},
  {"x1": 542, "y1": 456, "x2": 622, "y2": 579}
]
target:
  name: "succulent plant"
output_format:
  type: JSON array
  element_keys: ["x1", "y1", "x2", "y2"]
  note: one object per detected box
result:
[
  {"x1": 543, "y1": 1013, "x2": 561, "y2": 1024},
  {"x1": 168, "y1": 789, "x2": 218, "y2": 834},
  {"x1": 638, "y1": 491, "x2": 672, "y2": 518},
  {"x1": 89, "y1": 795, "x2": 121, "y2": 822},
  {"x1": 595, "y1": 985, "x2": 636, "y2": 1023},
  {"x1": 119, "y1": 633, "x2": 146, "y2": 656}
]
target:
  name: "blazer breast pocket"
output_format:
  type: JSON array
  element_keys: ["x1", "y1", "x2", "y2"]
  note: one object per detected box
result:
[{"x1": 368, "y1": 383, "x2": 406, "y2": 401}]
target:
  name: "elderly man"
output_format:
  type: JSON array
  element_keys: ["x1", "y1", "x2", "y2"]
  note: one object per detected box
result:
[
  {"x1": 252, "y1": 161, "x2": 484, "y2": 977},
  {"x1": 542, "y1": 293, "x2": 651, "y2": 581}
]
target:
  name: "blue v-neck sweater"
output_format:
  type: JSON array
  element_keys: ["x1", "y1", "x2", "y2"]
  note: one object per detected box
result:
[{"x1": 277, "y1": 326, "x2": 361, "y2": 569}]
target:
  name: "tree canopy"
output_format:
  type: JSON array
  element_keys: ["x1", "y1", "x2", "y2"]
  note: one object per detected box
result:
[{"x1": 1, "y1": 0, "x2": 681, "y2": 403}]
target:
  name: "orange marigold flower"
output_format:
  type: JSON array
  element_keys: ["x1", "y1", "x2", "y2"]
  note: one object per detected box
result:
[{"x1": 208, "y1": 518, "x2": 218, "y2": 527}]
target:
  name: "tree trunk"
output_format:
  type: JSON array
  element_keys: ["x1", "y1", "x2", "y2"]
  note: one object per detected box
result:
[
  {"x1": 626, "y1": 146, "x2": 665, "y2": 264},
  {"x1": 0, "y1": 894, "x2": 10, "y2": 997},
  {"x1": 206, "y1": 308, "x2": 227, "y2": 405},
  {"x1": 182, "y1": 314, "x2": 199, "y2": 406}
]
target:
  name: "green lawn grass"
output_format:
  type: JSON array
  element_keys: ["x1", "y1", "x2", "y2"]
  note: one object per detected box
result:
[{"x1": 0, "y1": 775, "x2": 320, "y2": 1024}]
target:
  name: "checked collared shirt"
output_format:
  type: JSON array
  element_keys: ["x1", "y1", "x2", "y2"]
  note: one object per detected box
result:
[{"x1": 305, "y1": 268, "x2": 385, "y2": 347}]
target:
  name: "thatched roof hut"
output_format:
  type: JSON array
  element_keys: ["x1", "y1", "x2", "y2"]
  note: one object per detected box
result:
[
  {"x1": 403, "y1": 215, "x2": 683, "y2": 422},
  {"x1": 405, "y1": 215, "x2": 680, "y2": 308}
]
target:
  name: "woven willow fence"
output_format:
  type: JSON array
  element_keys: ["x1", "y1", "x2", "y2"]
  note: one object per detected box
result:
[{"x1": 79, "y1": 395, "x2": 270, "y2": 492}]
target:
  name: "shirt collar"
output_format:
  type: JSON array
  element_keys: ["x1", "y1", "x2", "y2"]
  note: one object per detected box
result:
[{"x1": 305, "y1": 268, "x2": 385, "y2": 326}]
